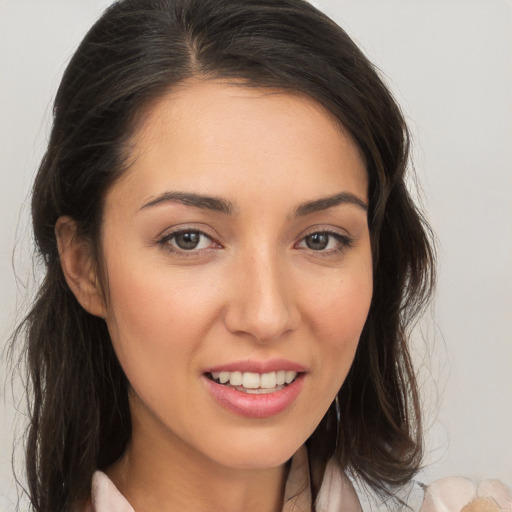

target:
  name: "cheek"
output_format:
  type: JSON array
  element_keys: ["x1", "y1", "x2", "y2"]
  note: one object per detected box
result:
[
  {"x1": 305, "y1": 265, "x2": 373, "y2": 389},
  {"x1": 102, "y1": 256, "x2": 224, "y2": 382},
  {"x1": 307, "y1": 268, "x2": 372, "y2": 344}
]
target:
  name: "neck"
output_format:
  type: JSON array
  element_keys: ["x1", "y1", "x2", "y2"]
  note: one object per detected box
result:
[
  {"x1": 106, "y1": 405, "x2": 292, "y2": 512},
  {"x1": 109, "y1": 447, "x2": 289, "y2": 512}
]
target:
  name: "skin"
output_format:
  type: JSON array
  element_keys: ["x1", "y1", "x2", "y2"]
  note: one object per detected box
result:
[{"x1": 57, "y1": 80, "x2": 373, "y2": 512}]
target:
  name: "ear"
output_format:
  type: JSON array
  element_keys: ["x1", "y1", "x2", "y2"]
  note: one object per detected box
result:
[{"x1": 55, "y1": 216, "x2": 106, "y2": 318}]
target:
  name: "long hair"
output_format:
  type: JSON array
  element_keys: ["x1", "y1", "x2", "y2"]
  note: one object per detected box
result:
[{"x1": 12, "y1": 0, "x2": 435, "y2": 510}]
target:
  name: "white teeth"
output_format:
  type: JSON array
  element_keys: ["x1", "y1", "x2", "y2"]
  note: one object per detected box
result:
[
  {"x1": 242, "y1": 372, "x2": 260, "y2": 389},
  {"x1": 260, "y1": 372, "x2": 277, "y2": 389},
  {"x1": 219, "y1": 371, "x2": 230, "y2": 384},
  {"x1": 285, "y1": 371, "x2": 297, "y2": 384},
  {"x1": 229, "y1": 371, "x2": 243, "y2": 386},
  {"x1": 210, "y1": 370, "x2": 299, "y2": 388}
]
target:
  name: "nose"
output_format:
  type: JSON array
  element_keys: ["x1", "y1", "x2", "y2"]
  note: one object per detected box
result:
[{"x1": 223, "y1": 249, "x2": 300, "y2": 343}]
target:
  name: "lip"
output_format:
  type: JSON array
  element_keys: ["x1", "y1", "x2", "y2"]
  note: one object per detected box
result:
[
  {"x1": 204, "y1": 358, "x2": 307, "y2": 374},
  {"x1": 203, "y1": 372, "x2": 305, "y2": 419}
]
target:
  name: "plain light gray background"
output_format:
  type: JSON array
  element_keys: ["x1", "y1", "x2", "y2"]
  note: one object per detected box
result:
[{"x1": 1, "y1": 0, "x2": 511, "y2": 509}]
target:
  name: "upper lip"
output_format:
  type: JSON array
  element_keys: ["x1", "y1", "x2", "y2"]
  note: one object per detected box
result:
[{"x1": 204, "y1": 359, "x2": 307, "y2": 374}]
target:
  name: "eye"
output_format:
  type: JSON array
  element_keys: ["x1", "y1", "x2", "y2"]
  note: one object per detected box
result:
[
  {"x1": 158, "y1": 229, "x2": 216, "y2": 252},
  {"x1": 297, "y1": 231, "x2": 352, "y2": 252}
]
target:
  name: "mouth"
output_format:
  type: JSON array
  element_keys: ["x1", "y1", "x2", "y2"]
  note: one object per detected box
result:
[{"x1": 206, "y1": 370, "x2": 300, "y2": 394}]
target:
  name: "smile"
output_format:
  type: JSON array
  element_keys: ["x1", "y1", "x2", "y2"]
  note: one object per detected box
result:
[
  {"x1": 207, "y1": 370, "x2": 298, "y2": 394},
  {"x1": 203, "y1": 370, "x2": 305, "y2": 418}
]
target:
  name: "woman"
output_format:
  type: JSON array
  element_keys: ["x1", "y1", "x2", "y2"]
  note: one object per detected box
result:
[{"x1": 15, "y1": 0, "x2": 436, "y2": 510}]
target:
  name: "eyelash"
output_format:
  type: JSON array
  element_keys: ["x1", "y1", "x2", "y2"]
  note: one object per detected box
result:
[
  {"x1": 156, "y1": 228, "x2": 220, "y2": 256},
  {"x1": 296, "y1": 230, "x2": 354, "y2": 254},
  {"x1": 156, "y1": 228, "x2": 353, "y2": 256}
]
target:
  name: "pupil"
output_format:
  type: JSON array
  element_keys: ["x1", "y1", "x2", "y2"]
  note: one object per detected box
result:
[
  {"x1": 306, "y1": 233, "x2": 328, "y2": 250},
  {"x1": 176, "y1": 231, "x2": 200, "y2": 250}
]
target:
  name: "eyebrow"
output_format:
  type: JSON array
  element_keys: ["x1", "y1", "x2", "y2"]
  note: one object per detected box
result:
[
  {"x1": 140, "y1": 190, "x2": 368, "y2": 216},
  {"x1": 294, "y1": 192, "x2": 368, "y2": 216},
  {"x1": 140, "y1": 191, "x2": 237, "y2": 215}
]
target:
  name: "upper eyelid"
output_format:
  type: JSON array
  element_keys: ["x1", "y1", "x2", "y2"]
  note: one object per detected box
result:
[
  {"x1": 157, "y1": 225, "x2": 218, "y2": 242},
  {"x1": 161, "y1": 230, "x2": 213, "y2": 242},
  {"x1": 298, "y1": 231, "x2": 352, "y2": 243},
  {"x1": 298, "y1": 225, "x2": 352, "y2": 239}
]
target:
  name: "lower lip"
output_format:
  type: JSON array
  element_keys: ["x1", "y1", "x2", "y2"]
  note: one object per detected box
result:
[{"x1": 203, "y1": 374, "x2": 305, "y2": 418}]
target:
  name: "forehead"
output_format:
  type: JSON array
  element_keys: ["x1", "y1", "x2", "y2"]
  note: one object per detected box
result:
[{"x1": 108, "y1": 80, "x2": 368, "y2": 212}]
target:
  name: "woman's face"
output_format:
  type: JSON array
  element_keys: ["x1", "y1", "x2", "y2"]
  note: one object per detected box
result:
[{"x1": 100, "y1": 81, "x2": 373, "y2": 469}]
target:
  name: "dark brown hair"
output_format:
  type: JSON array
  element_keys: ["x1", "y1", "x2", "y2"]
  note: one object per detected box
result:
[{"x1": 13, "y1": 0, "x2": 435, "y2": 510}]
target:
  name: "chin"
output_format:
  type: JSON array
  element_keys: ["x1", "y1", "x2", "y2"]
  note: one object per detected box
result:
[{"x1": 197, "y1": 424, "x2": 311, "y2": 470}]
